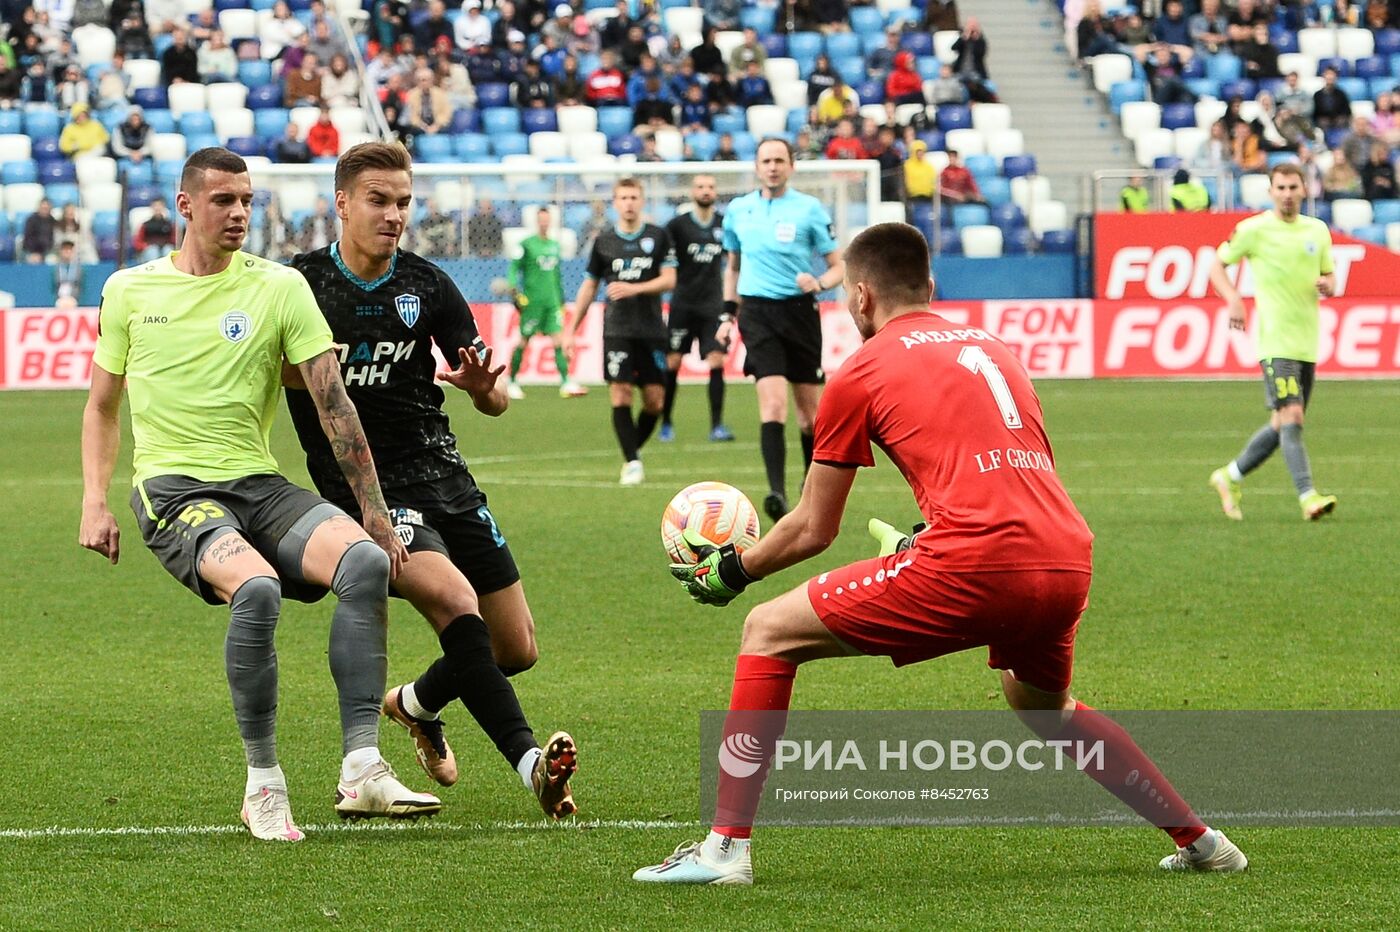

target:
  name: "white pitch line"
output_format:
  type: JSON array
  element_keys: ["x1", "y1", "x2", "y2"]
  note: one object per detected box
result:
[{"x1": 0, "y1": 818, "x2": 702, "y2": 842}]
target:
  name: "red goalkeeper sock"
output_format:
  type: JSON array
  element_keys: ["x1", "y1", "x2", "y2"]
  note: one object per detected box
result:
[
  {"x1": 713, "y1": 654, "x2": 797, "y2": 840},
  {"x1": 1057, "y1": 701, "x2": 1206, "y2": 848}
]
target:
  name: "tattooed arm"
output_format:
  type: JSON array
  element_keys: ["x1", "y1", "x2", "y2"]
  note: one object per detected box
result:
[{"x1": 297, "y1": 348, "x2": 408, "y2": 578}]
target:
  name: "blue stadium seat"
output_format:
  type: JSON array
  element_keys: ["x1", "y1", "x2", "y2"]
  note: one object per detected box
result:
[
  {"x1": 1354, "y1": 56, "x2": 1389, "y2": 79},
  {"x1": 916, "y1": 56, "x2": 940, "y2": 80},
  {"x1": 1039, "y1": 229, "x2": 1076, "y2": 253},
  {"x1": 1180, "y1": 56, "x2": 1205, "y2": 78},
  {"x1": 1270, "y1": 27, "x2": 1299, "y2": 54},
  {"x1": 238, "y1": 61, "x2": 273, "y2": 87},
  {"x1": 227, "y1": 136, "x2": 262, "y2": 157},
  {"x1": 1154, "y1": 155, "x2": 1184, "y2": 169},
  {"x1": 0, "y1": 111, "x2": 20, "y2": 134},
  {"x1": 1324, "y1": 127, "x2": 1348, "y2": 149},
  {"x1": 0, "y1": 233, "x2": 16, "y2": 260},
  {"x1": 936, "y1": 104, "x2": 971, "y2": 130},
  {"x1": 39, "y1": 161, "x2": 76, "y2": 184},
  {"x1": 521, "y1": 109, "x2": 558, "y2": 133},
  {"x1": 450, "y1": 108, "x2": 480, "y2": 134},
  {"x1": 251, "y1": 0, "x2": 276, "y2": 8},
  {"x1": 154, "y1": 160, "x2": 182, "y2": 184},
  {"x1": 861, "y1": 32, "x2": 888, "y2": 58},
  {"x1": 1259, "y1": 77, "x2": 1285, "y2": 98},
  {"x1": 1206, "y1": 54, "x2": 1242, "y2": 83},
  {"x1": 786, "y1": 108, "x2": 806, "y2": 133},
  {"x1": 1003, "y1": 228, "x2": 1035, "y2": 254},
  {"x1": 887, "y1": 7, "x2": 922, "y2": 28},
  {"x1": 980, "y1": 177, "x2": 1011, "y2": 207},
  {"x1": 180, "y1": 112, "x2": 215, "y2": 135},
  {"x1": 991, "y1": 203, "x2": 1025, "y2": 231},
  {"x1": 1374, "y1": 198, "x2": 1400, "y2": 224},
  {"x1": 92, "y1": 210, "x2": 120, "y2": 237},
  {"x1": 598, "y1": 106, "x2": 635, "y2": 138},
  {"x1": 856, "y1": 79, "x2": 884, "y2": 104},
  {"x1": 32, "y1": 137, "x2": 62, "y2": 162},
  {"x1": 0, "y1": 213, "x2": 12, "y2": 236},
  {"x1": 836, "y1": 56, "x2": 866, "y2": 86},
  {"x1": 608, "y1": 133, "x2": 642, "y2": 156},
  {"x1": 787, "y1": 32, "x2": 822, "y2": 62},
  {"x1": 1317, "y1": 56, "x2": 1349, "y2": 76},
  {"x1": 1265, "y1": 151, "x2": 1295, "y2": 169},
  {"x1": 900, "y1": 32, "x2": 934, "y2": 57},
  {"x1": 1184, "y1": 78, "x2": 1218, "y2": 100},
  {"x1": 952, "y1": 203, "x2": 990, "y2": 229},
  {"x1": 2, "y1": 162, "x2": 36, "y2": 184},
  {"x1": 1376, "y1": 28, "x2": 1400, "y2": 56},
  {"x1": 1370, "y1": 77, "x2": 1394, "y2": 100},
  {"x1": 849, "y1": 6, "x2": 883, "y2": 34},
  {"x1": 1161, "y1": 102, "x2": 1196, "y2": 130},
  {"x1": 415, "y1": 134, "x2": 455, "y2": 162},
  {"x1": 185, "y1": 133, "x2": 221, "y2": 152},
  {"x1": 965, "y1": 154, "x2": 998, "y2": 181},
  {"x1": 1304, "y1": 200, "x2": 1331, "y2": 224},
  {"x1": 491, "y1": 132, "x2": 528, "y2": 156},
  {"x1": 910, "y1": 201, "x2": 936, "y2": 240},
  {"x1": 936, "y1": 227, "x2": 962, "y2": 255},
  {"x1": 1217, "y1": 79, "x2": 1257, "y2": 100},
  {"x1": 476, "y1": 83, "x2": 512, "y2": 109},
  {"x1": 711, "y1": 110, "x2": 746, "y2": 135},
  {"x1": 453, "y1": 133, "x2": 491, "y2": 160},
  {"x1": 215, "y1": 0, "x2": 251, "y2": 10},
  {"x1": 760, "y1": 34, "x2": 786, "y2": 58},
  {"x1": 1339, "y1": 77, "x2": 1369, "y2": 101},
  {"x1": 125, "y1": 161, "x2": 156, "y2": 185},
  {"x1": 45, "y1": 183, "x2": 80, "y2": 208},
  {"x1": 253, "y1": 108, "x2": 289, "y2": 138},
  {"x1": 688, "y1": 131, "x2": 718, "y2": 160},
  {"x1": 1001, "y1": 155, "x2": 1037, "y2": 178},
  {"x1": 731, "y1": 131, "x2": 757, "y2": 159},
  {"x1": 132, "y1": 86, "x2": 168, "y2": 110},
  {"x1": 153, "y1": 33, "x2": 173, "y2": 58},
  {"x1": 144, "y1": 109, "x2": 177, "y2": 133},
  {"x1": 24, "y1": 109, "x2": 60, "y2": 138},
  {"x1": 247, "y1": 84, "x2": 281, "y2": 109},
  {"x1": 1354, "y1": 223, "x2": 1387, "y2": 245},
  {"x1": 482, "y1": 107, "x2": 521, "y2": 135},
  {"x1": 741, "y1": 6, "x2": 776, "y2": 32},
  {"x1": 1107, "y1": 79, "x2": 1146, "y2": 113},
  {"x1": 825, "y1": 33, "x2": 861, "y2": 59}
]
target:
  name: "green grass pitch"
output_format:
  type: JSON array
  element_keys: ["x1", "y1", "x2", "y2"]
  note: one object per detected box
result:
[{"x1": 1, "y1": 379, "x2": 1397, "y2": 929}]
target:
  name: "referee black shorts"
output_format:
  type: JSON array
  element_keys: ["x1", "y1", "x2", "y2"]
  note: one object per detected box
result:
[{"x1": 738, "y1": 295, "x2": 824, "y2": 384}]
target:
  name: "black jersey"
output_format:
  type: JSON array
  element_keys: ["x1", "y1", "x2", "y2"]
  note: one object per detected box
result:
[
  {"x1": 665, "y1": 210, "x2": 725, "y2": 315},
  {"x1": 284, "y1": 244, "x2": 484, "y2": 498},
  {"x1": 585, "y1": 222, "x2": 676, "y2": 340}
]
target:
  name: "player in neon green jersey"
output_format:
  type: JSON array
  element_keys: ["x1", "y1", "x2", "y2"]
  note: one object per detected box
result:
[
  {"x1": 1207, "y1": 162, "x2": 1338, "y2": 522},
  {"x1": 79, "y1": 147, "x2": 438, "y2": 843},
  {"x1": 506, "y1": 207, "x2": 586, "y2": 399}
]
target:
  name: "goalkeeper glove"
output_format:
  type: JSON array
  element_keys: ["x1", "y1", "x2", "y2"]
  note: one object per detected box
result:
[
  {"x1": 670, "y1": 543, "x2": 757, "y2": 607},
  {"x1": 867, "y1": 519, "x2": 926, "y2": 557}
]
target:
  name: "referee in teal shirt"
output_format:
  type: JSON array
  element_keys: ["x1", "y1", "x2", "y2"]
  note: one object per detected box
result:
[{"x1": 721, "y1": 137, "x2": 844, "y2": 521}]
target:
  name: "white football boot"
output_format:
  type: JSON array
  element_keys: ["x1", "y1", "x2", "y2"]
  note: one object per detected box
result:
[
  {"x1": 240, "y1": 785, "x2": 305, "y2": 842},
  {"x1": 1158, "y1": 828, "x2": 1248, "y2": 872},
  {"x1": 633, "y1": 835, "x2": 753, "y2": 885},
  {"x1": 619, "y1": 459, "x2": 645, "y2": 486},
  {"x1": 334, "y1": 759, "x2": 443, "y2": 820},
  {"x1": 506, "y1": 382, "x2": 526, "y2": 400}
]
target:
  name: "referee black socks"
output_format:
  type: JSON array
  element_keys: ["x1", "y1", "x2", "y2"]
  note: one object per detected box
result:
[{"x1": 760, "y1": 421, "x2": 786, "y2": 496}]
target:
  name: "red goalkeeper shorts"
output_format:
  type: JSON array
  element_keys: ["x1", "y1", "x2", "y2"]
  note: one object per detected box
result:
[{"x1": 807, "y1": 550, "x2": 1092, "y2": 694}]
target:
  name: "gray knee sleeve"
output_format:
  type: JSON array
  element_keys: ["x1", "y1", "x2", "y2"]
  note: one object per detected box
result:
[
  {"x1": 275, "y1": 502, "x2": 346, "y2": 583},
  {"x1": 328, "y1": 540, "x2": 390, "y2": 754},
  {"x1": 1279, "y1": 422, "x2": 1313, "y2": 494},
  {"x1": 227, "y1": 575, "x2": 282, "y2": 768}
]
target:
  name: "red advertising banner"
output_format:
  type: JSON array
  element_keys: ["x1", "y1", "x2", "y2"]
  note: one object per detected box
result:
[
  {"x1": 5, "y1": 298, "x2": 1399, "y2": 389},
  {"x1": 1094, "y1": 211, "x2": 1400, "y2": 301}
]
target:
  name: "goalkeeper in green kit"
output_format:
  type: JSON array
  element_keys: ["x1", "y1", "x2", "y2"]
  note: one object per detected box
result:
[{"x1": 506, "y1": 207, "x2": 587, "y2": 399}]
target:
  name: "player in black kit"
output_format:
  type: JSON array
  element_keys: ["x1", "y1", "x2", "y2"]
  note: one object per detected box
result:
[
  {"x1": 283, "y1": 142, "x2": 579, "y2": 820},
  {"x1": 564, "y1": 177, "x2": 677, "y2": 486},
  {"x1": 660, "y1": 175, "x2": 735, "y2": 444}
]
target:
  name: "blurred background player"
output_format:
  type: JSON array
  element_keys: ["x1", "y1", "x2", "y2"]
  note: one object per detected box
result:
[
  {"x1": 79, "y1": 147, "x2": 431, "y2": 843},
  {"x1": 505, "y1": 206, "x2": 587, "y2": 399},
  {"x1": 660, "y1": 175, "x2": 735, "y2": 444},
  {"x1": 1207, "y1": 163, "x2": 1338, "y2": 522},
  {"x1": 285, "y1": 143, "x2": 578, "y2": 820},
  {"x1": 722, "y1": 138, "x2": 843, "y2": 522},
  {"x1": 565, "y1": 178, "x2": 677, "y2": 486},
  {"x1": 635, "y1": 223, "x2": 1246, "y2": 885}
]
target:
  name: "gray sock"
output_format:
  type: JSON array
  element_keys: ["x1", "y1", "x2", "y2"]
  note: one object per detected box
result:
[
  {"x1": 226, "y1": 575, "x2": 282, "y2": 768},
  {"x1": 1233, "y1": 424, "x2": 1279, "y2": 477},
  {"x1": 1279, "y1": 423, "x2": 1314, "y2": 495},
  {"x1": 328, "y1": 540, "x2": 390, "y2": 754}
]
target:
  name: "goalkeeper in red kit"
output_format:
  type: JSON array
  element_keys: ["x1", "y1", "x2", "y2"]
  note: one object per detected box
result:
[{"x1": 632, "y1": 223, "x2": 1247, "y2": 885}]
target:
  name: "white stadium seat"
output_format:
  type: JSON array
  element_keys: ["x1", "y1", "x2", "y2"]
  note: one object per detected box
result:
[
  {"x1": 859, "y1": 103, "x2": 889, "y2": 125},
  {"x1": 987, "y1": 129, "x2": 1025, "y2": 160},
  {"x1": 1011, "y1": 175, "x2": 1052, "y2": 209},
  {"x1": 212, "y1": 108, "x2": 254, "y2": 139},
  {"x1": 1028, "y1": 200, "x2": 1070, "y2": 235},
  {"x1": 944, "y1": 127, "x2": 985, "y2": 156},
  {"x1": 875, "y1": 0, "x2": 912, "y2": 12},
  {"x1": 1296, "y1": 27, "x2": 1338, "y2": 61},
  {"x1": 1238, "y1": 173, "x2": 1272, "y2": 209},
  {"x1": 715, "y1": 30, "x2": 745, "y2": 60},
  {"x1": 81, "y1": 181, "x2": 123, "y2": 212},
  {"x1": 337, "y1": 131, "x2": 373, "y2": 154},
  {"x1": 502, "y1": 227, "x2": 530, "y2": 260},
  {"x1": 1194, "y1": 98, "x2": 1227, "y2": 129},
  {"x1": 1119, "y1": 101, "x2": 1161, "y2": 141},
  {"x1": 772, "y1": 80, "x2": 808, "y2": 111},
  {"x1": 557, "y1": 105, "x2": 598, "y2": 135},
  {"x1": 0, "y1": 134, "x2": 32, "y2": 161},
  {"x1": 433, "y1": 179, "x2": 469, "y2": 209},
  {"x1": 652, "y1": 128, "x2": 684, "y2": 160},
  {"x1": 206, "y1": 83, "x2": 249, "y2": 111},
  {"x1": 218, "y1": 9, "x2": 258, "y2": 40},
  {"x1": 764, "y1": 58, "x2": 799, "y2": 85},
  {"x1": 123, "y1": 59, "x2": 162, "y2": 90},
  {"x1": 746, "y1": 105, "x2": 786, "y2": 137},
  {"x1": 1331, "y1": 198, "x2": 1374, "y2": 232},
  {"x1": 289, "y1": 106, "x2": 320, "y2": 134},
  {"x1": 528, "y1": 131, "x2": 568, "y2": 161},
  {"x1": 127, "y1": 205, "x2": 154, "y2": 233},
  {"x1": 1133, "y1": 127, "x2": 1174, "y2": 167},
  {"x1": 934, "y1": 30, "x2": 960, "y2": 64},
  {"x1": 1351, "y1": 100, "x2": 1376, "y2": 122},
  {"x1": 1173, "y1": 126, "x2": 1207, "y2": 160},
  {"x1": 5, "y1": 183, "x2": 45, "y2": 214},
  {"x1": 1277, "y1": 53, "x2": 1317, "y2": 78},
  {"x1": 73, "y1": 24, "x2": 117, "y2": 68},
  {"x1": 971, "y1": 103, "x2": 1012, "y2": 134},
  {"x1": 662, "y1": 6, "x2": 702, "y2": 39},
  {"x1": 1385, "y1": 221, "x2": 1400, "y2": 252},
  {"x1": 75, "y1": 157, "x2": 118, "y2": 185},
  {"x1": 152, "y1": 133, "x2": 187, "y2": 161},
  {"x1": 894, "y1": 103, "x2": 927, "y2": 125},
  {"x1": 277, "y1": 178, "x2": 320, "y2": 214},
  {"x1": 167, "y1": 82, "x2": 207, "y2": 116},
  {"x1": 960, "y1": 225, "x2": 1004, "y2": 258},
  {"x1": 330, "y1": 106, "x2": 366, "y2": 135},
  {"x1": 566, "y1": 131, "x2": 608, "y2": 161},
  {"x1": 182, "y1": 0, "x2": 213, "y2": 14},
  {"x1": 1091, "y1": 54, "x2": 1134, "y2": 93},
  {"x1": 1336, "y1": 27, "x2": 1375, "y2": 62}
]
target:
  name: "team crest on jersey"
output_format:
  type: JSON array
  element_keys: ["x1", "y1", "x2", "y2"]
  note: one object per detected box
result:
[
  {"x1": 640, "y1": 237, "x2": 655, "y2": 254},
  {"x1": 1305, "y1": 242, "x2": 1317, "y2": 254},
  {"x1": 394, "y1": 293, "x2": 421, "y2": 327},
  {"x1": 221, "y1": 311, "x2": 250, "y2": 343}
]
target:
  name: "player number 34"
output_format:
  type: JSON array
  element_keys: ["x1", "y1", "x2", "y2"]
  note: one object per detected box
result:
[{"x1": 957, "y1": 346, "x2": 1022, "y2": 430}]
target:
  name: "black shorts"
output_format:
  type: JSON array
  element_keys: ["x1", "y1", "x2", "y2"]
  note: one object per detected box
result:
[
  {"x1": 603, "y1": 336, "x2": 668, "y2": 385},
  {"x1": 334, "y1": 471, "x2": 521, "y2": 597},
  {"x1": 738, "y1": 295, "x2": 824, "y2": 384},
  {"x1": 668, "y1": 305, "x2": 726, "y2": 358},
  {"x1": 132, "y1": 473, "x2": 338, "y2": 605},
  {"x1": 1261, "y1": 358, "x2": 1315, "y2": 410}
]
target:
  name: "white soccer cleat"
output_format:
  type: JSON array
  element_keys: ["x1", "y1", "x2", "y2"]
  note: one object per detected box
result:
[
  {"x1": 619, "y1": 459, "x2": 644, "y2": 486},
  {"x1": 632, "y1": 837, "x2": 753, "y2": 885},
  {"x1": 1158, "y1": 829, "x2": 1248, "y2": 872},
  {"x1": 334, "y1": 759, "x2": 443, "y2": 820},
  {"x1": 1209, "y1": 468, "x2": 1243, "y2": 521},
  {"x1": 560, "y1": 380, "x2": 588, "y2": 397},
  {"x1": 506, "y1": 382, "x2": 526, "y2": 400},
  {"x1": 240, "y1": 785, "x2": 305, "y2": 842}
]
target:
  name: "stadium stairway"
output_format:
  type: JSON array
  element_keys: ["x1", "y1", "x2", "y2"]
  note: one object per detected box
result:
[{"x1": 968, "y1": 0, "x2": 1136, "y2": 209}]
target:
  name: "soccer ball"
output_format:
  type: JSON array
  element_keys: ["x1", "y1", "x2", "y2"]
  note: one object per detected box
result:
[{"x1": 661, "y1": 482, "x2": 761, "y2": 565}]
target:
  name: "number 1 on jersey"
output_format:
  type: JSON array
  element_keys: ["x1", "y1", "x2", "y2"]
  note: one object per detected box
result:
[{"x1": 957, "y1": 345, "x2": 1023, "y2": 430}]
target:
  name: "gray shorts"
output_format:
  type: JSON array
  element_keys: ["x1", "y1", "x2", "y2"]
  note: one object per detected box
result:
[
  {"x1": 1261, "y1": 358, "x2": 1315, "y2": 410},
  {"x1": 131, "y1": 473, "x2": 342, "y2": 605}
]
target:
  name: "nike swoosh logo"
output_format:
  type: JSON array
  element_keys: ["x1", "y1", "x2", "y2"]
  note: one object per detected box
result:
[{"x1": 341, "y1": 789, "x2": 358, "y2": 799}]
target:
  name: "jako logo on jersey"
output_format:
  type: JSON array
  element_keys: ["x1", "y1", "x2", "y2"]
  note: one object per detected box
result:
[
  {"x1": 394, "y1": 293, "x2": 421, "y2": 327},
  {"x1": 221, "y1": 311, "x2": 250, "y2": 343}
]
